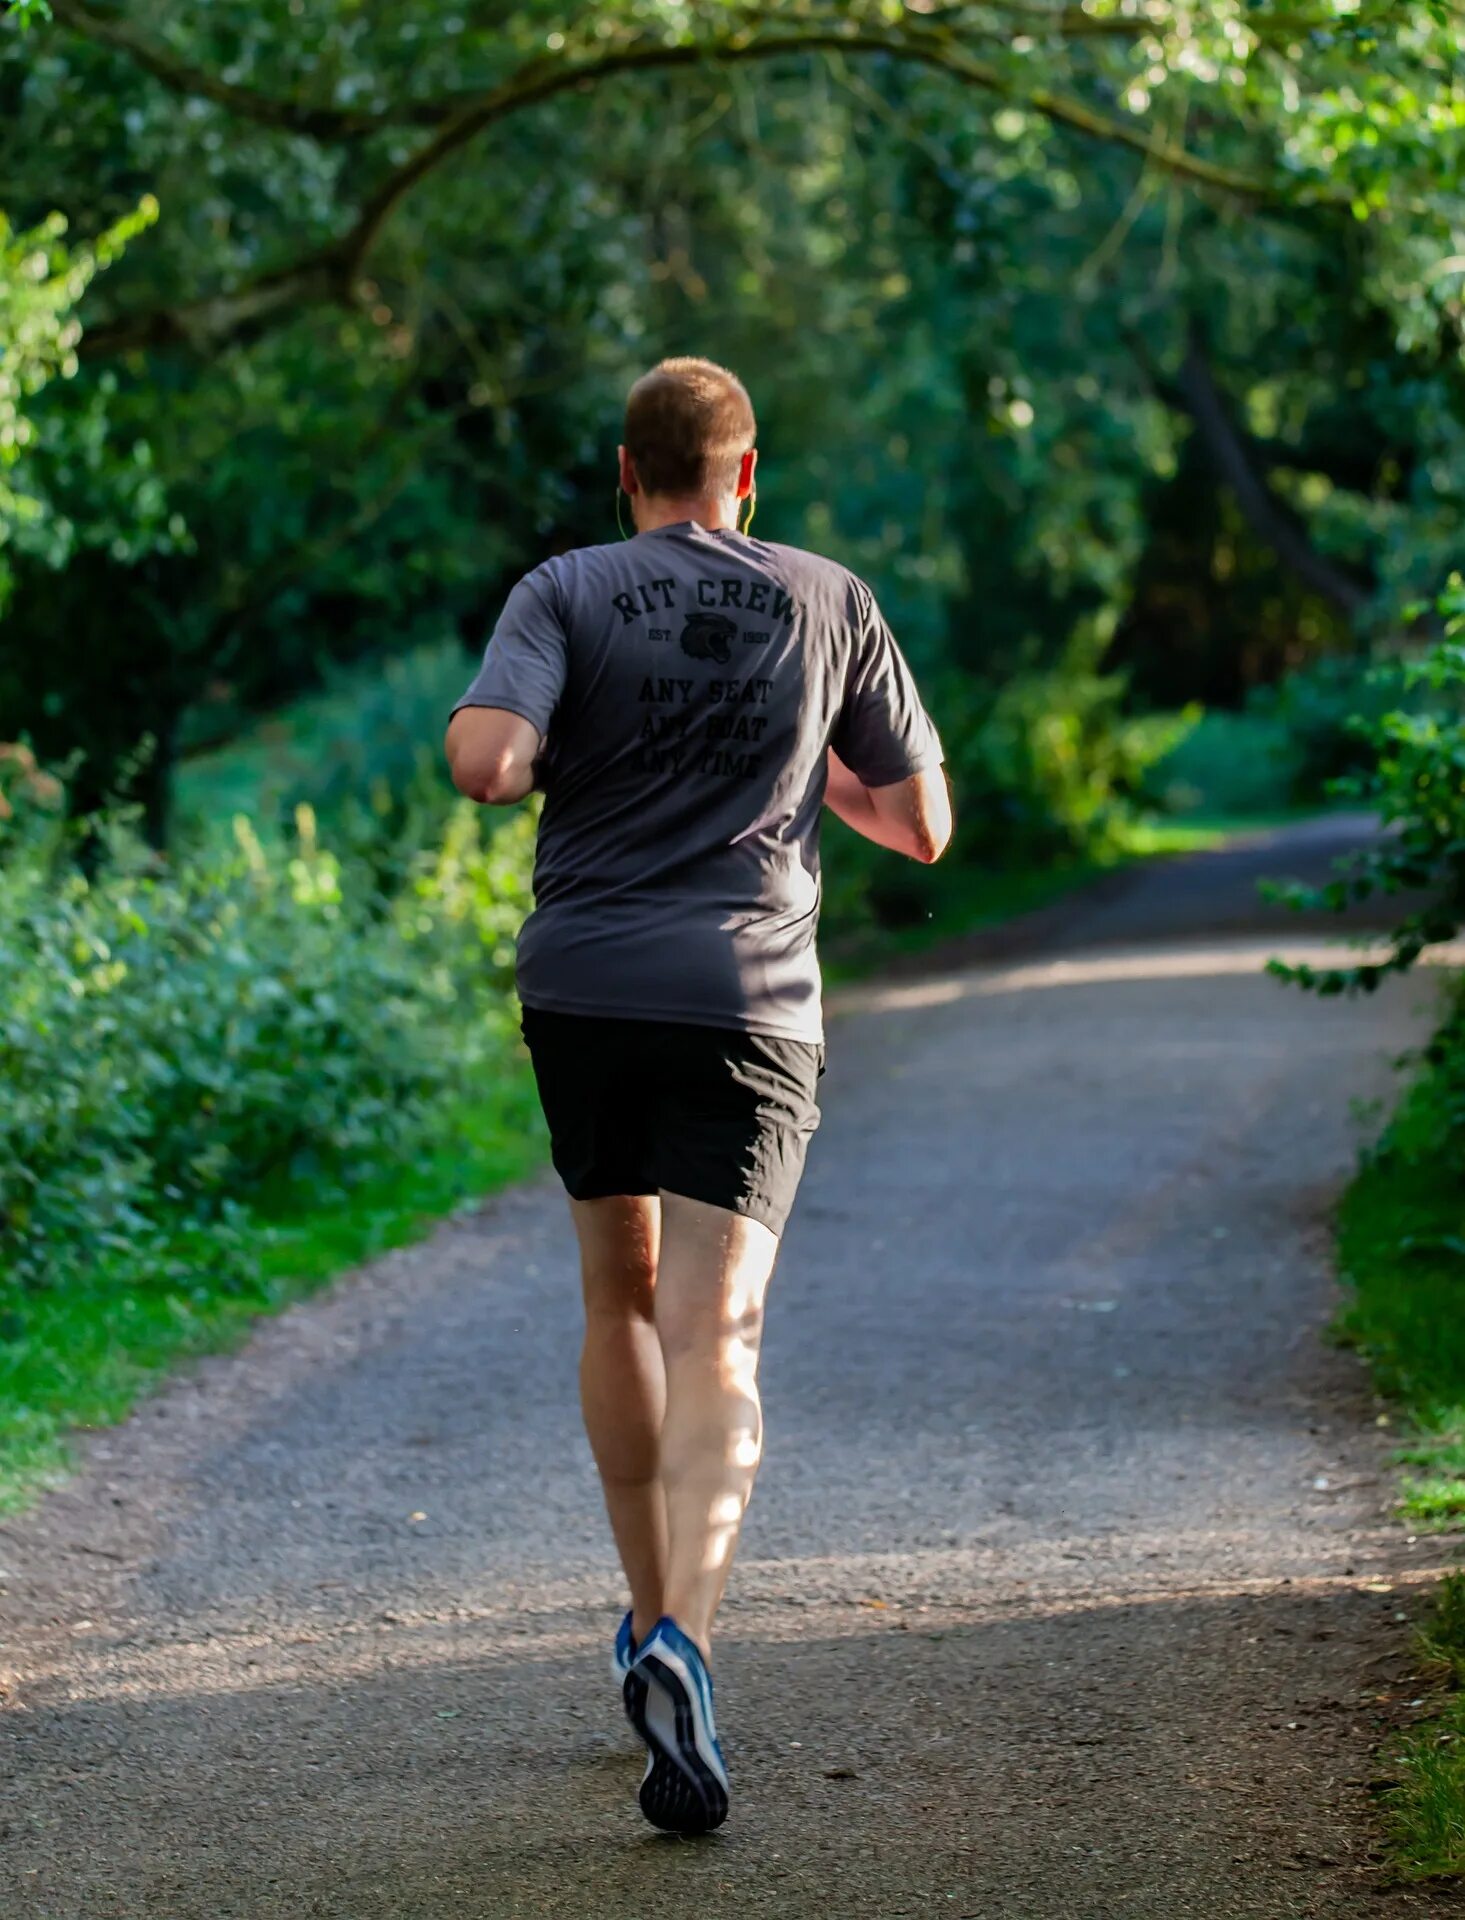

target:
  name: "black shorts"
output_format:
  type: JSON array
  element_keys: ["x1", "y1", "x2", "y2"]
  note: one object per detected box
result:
[{"x1": 519, "y1": 1007, "x2": 824, "y2": 1237}]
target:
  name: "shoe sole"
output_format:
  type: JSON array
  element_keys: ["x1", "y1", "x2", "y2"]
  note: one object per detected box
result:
[{"x1": 623, "y1": 1655, "x2": 729, "y2": 1835}]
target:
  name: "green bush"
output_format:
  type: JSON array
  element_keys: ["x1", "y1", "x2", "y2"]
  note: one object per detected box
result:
[
  {"x1": 1146, "y1": 707, "x2": 1298, "y2": 819},
  {"x1": 969, "y1": 663, "x2": 1196, "y2": 863},
  {"x1": 1267, "y1": 581, "x2": 1465, "y2": 1006},
  {"x1": 1146, "y1": 652, "x2": 1418, "y2": 821},
  {"x1": 175, "y1": 640, "x2": 477, "y2": 884},
  {"x1": 1255, "y1": 651, "x2": 1412, "y2": 806},
  {"x1": 0, "y1": 769, "x2": 534, "y2": 1298}
]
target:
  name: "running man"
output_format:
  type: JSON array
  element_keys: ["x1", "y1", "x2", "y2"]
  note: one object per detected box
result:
[{"x1": 445, "y1": 357, "x2": 951, "y2": 1834}]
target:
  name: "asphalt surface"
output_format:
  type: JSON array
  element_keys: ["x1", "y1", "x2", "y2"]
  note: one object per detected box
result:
[{"x1": 4, "y1": 815, "x2": 1462, "y2": 1918}]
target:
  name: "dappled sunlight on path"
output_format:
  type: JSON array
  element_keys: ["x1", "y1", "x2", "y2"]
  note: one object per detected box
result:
[{"x1": 841, "y1": 935, "x2": 1465, "y2": 1016}]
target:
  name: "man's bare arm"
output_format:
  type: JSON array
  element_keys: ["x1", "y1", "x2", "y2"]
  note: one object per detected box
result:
[
  {"x1": 824, "y1": 749, "x2": 953, "y2": 864},
  {"x1": 444, "y1": 707, "x2": 542, "y2": 805}
]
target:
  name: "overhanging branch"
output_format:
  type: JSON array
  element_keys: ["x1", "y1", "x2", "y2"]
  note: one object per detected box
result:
[
  {"x1": 47, "y1": 0, "x2": 1393, "y2": 146},
  {"x1": 78, "y1": 19, "x2": 1281, "y2": 363},
  {"x1": 1171, "y1": 325, "x2": 1372, "y2": 618},
  {"x1": 47, "y1": 0, "x2": 1150, "y2": 137}
]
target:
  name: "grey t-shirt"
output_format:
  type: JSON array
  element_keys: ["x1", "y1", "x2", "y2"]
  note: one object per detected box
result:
[{"x1": 452, "y1": 521, "x2": 942, "y2": 1042}]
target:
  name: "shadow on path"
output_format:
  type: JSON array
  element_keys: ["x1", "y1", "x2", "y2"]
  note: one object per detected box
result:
[{"x1": 6, "y1": 1582, "x2": 1449, "y2": 1919}]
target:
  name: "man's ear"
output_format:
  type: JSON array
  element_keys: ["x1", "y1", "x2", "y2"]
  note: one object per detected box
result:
[
  {"x1": 618, "y1": 445, "x2": 639, "y2": 495},
  {"x1": 736, "y1": 447, "x2": 757, "y2": 500}
]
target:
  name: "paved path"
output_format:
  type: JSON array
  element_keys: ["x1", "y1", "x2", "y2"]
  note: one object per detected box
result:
[{"x1": 3, "y1": 819, "x2": 1460, "y2": 1918}]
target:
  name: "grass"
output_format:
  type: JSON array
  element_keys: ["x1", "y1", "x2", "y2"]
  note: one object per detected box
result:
[
  {"x1": 1379, "y1": 1571, "x2": 1465, "y2": 1881},
  {"x1": 0, "y1": 1060, "x2": 547, "y2": 1514},
  {"x1": 1331, "y1": 993, "x2": 1465, "y2": 1879},
  {"x1": 1336, "y1": 1070, "x2": 1465, "y2": 1535}
]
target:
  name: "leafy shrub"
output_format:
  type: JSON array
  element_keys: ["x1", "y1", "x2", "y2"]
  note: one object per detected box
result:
[
  {"x1": 1147, "y1": 652, "x2": 1419, "y2": 820},
  {"x1": 968, "y1": 663, "x2": 1196, "y2": 863},
  {"x1": 1269, "y1": 581, "x2": 1465, "y2": 1186},
  {"x1": 1254, "y1": 651, "x2": 1411, "y2": 805},
  {"x1": 1145, "y1": 707, "x2": 1297, "y2": 818},
  {"x1": 0, "y1": 775, "x2": 534, "y2": 1297},
  {"x1": 177, "y1": 641, "x2": 472, "y2": 838},
  {"x1": 1267, "y1": 586, "x2": 1465, "y2": 999}
]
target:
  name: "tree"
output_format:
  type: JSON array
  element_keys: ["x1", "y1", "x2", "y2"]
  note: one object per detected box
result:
[{"x1": 0, "y1": 1, "x2": 1461, "y2": 827}]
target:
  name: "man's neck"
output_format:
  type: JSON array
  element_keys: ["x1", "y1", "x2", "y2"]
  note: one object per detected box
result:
[{"x1": 634, "y1": 494, "x2": 739, "y2": 535}]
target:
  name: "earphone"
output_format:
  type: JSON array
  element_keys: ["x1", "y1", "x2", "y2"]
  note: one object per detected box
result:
[{"x1": 615, "y1": 484, "x2": 757, "y2": 539}]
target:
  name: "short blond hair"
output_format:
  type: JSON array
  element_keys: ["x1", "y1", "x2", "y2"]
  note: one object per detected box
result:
[{"x1": 624, "y1": 356, "x2": 756, "y2": 499}]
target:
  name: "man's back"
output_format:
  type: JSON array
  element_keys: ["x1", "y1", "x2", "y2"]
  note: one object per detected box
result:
[{"x1": 455, "y1": 520, "x2": 940, "y2": 1041}]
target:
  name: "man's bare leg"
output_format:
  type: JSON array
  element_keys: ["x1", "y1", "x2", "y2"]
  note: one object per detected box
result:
[
  {"x1": 654, "y1": 1192, "x2": 780, "y2": 1657},
  {"x1": 569, "y1": 1195, "x2": 667, "y2": 1643}
]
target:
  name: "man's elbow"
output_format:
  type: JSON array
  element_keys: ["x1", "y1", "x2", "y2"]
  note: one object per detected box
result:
[
  {"x1": 911, "y1": 788, "x2": 955, "y2": 863},
  {"x1": 910, "y1": 821, "x2": 952, "y2": 865},
  {"x1": 447, "y1": 750, "x2": 521, "y2": 806}
]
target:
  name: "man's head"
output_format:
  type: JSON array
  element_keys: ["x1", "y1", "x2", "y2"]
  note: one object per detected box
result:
[{"x1": 619, "y1": 357, "x2": 757, "y2": 528}]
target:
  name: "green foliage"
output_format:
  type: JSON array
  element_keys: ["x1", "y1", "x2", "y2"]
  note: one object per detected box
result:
[
  {"x1": 1268, "y1": 581, "x2": 1465, "y2": 996},
  {"x1": 0, "y1": 733, "x2": 545, "y2": 1509},
  {"x1": 1255, "y1": 653, "x2": 1413, "y2": 805},
  {"x1": 1337, "y1": 1032, "x2": 1465, "y2": 1413},
  {"x1": 0, "y1": 197, "x2": 155, "y2": 596},
  {"x1": 175, "y1": 640, "x2": 475, "y2": 878},
  {"x1": 970, "y1": 661, "x2": 1198, "y2": 864},
  {"x1": 1146, "y1": 707, "x2": 1299, "y2": 819},
  {"x1": 1151, "y1": 651, "x2": 1426, "y2": 816},
  {"x1": 2, "y1": 0, "x2": 1464, "y2": 826},
  {"x1": 821, "y1": 641, "x2": 1195, "y2": 944},
  {"x1": 0, "y1": 764, "x2": 534, "y2": 1303},
  {"x1": 923, "y1": 614, "x2": 1200, "y2": 872},
  {"x1": 1330, "y1": 982, "x2": 1465, "y2": 1879}
]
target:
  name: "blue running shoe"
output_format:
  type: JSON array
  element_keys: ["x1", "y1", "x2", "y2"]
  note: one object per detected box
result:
[
  {"x1": 611, "y1": 1609, "x2": 637, "y2": 1686},
  {"x1": 623, "y1": 1616, "x2": 729, "y2": 1835}
]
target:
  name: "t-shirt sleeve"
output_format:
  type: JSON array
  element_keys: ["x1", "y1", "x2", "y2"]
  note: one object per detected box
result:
[
  {"x1": 451, "y1": 569, "x2": 568, "y2": 736},
  {"x1": 830, "y1": 582, "x2": 944, "y2": 787}
]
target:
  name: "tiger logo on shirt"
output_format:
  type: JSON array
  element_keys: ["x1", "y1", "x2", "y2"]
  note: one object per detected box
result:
[{"x1": 678, "y1": 611, "x2": 737, "y2": 665}]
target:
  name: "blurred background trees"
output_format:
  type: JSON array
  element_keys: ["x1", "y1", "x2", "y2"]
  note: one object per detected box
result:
[{"x1": 2, "y1": 0, "x2": 1461, "y2": 845}]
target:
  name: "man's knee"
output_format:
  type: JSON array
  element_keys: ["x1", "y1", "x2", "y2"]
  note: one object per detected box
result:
[
  {"x1": 581, "y1": 1244, "x2": 657, "y2": 1321},
  {"x1": 660, "y1": 1298, "x2": 764, "y2": 1376}
]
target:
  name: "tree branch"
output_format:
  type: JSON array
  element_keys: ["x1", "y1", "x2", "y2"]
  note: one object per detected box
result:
[
  {"x1": 45, "y1": 0, "x2": 1146, "y2": 137},
  {"x1": 43, "y1": 0, "x2": 1430, "y2": 153},
  {"x1": 1171, "y1": 324, "x2": 1372, "y2": 618},
  {"x1": 79, "y1": 19, "x2": 1280, "y2": 363},
  {"x1": 81, "y1": 251, "x2": 346, "y2": 356},
  {"x1": 897, "y1": 20, "x2": 1271, "y2": 197}
]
